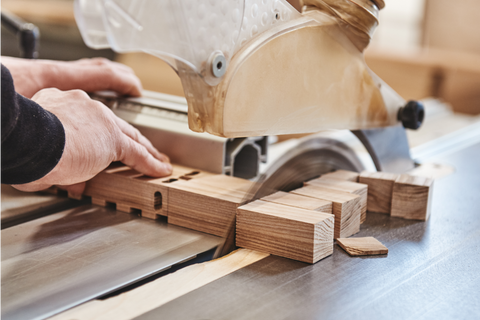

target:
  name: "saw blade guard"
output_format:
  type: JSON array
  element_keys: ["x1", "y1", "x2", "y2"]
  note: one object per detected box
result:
[{"x1": 74, "y1": 0, "x2": 299, "y2": 82}]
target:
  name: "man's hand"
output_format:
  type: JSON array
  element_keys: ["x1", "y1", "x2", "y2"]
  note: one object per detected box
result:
[
  {"x1": 12, "y1": 88, "x2": 172, "y2": 195},
  {"x1": 1, "y1": 56, "x2": 142, "y2": 98}
]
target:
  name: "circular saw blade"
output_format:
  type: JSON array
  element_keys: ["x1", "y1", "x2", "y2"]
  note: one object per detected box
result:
[
  {"x1": 214, "y1": 136, "x2": 365, "y2": 258},
  {"x1": 244, "y1": 136, "x2": 365, "y2": 202}
]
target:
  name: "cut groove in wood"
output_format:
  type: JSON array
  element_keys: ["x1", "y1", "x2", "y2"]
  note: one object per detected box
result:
[
  {"x1": 82, "y1": 163, "x2": 214, "y2": 219},
  {"x1": 236, "y1": 200, "x2": 334, "y2": 264},
  {"x1": 292, "y1": 185, "x2": 361, "y2": 239},
  {"x1": 337, "y1": 237, "x2": 388, "y2": 256}
]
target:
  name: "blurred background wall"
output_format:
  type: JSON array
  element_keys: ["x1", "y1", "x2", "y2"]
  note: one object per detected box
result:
[{"x1": 2, "y1": 0, "x2": 479, "y2": 113}]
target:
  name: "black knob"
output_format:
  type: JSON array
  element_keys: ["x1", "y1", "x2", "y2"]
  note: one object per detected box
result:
[{"x1": 397, "y1": 100, "x2": 424, "y2": 130}]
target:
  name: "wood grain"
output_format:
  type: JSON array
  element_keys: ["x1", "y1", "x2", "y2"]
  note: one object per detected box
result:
[
  {"x1": 321, "y1": 170, "x2": 359, "y2": 182},
  {"x1": 391, "y1": 174, "x2": 434, "y2": 221},
  {"x1": 306, "y1": 178, "x2": 368, "y2": 223},
  {"x1": 359, "y1": 171, "x2": 399, "y2": 215},
  {"x1": 261, "y1": 191, "x2": 332, "y2": 213},
  {"x1": 81, "y1": 163, "x2": 213, "y2": 220},
  {"x1": 291, "y1": 185, "x2": 361, "y2": 239},
  {"x1": 336, "y1": 237, "x2": 388, "y2": 256},
  {"x1": 167, "y1": 176, "x2": 253, "y2": 236},
  {"x1": 236, "y1": 200, "x2": 334, "y2": 264},
  {"x1": 48, "y1": 249, "x2": 269, "y2": 320}
]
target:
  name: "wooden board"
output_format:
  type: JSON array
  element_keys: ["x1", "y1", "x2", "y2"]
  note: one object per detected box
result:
[
  {"x1": 391, "y1": 174, "x2": 434, "y2": 221},
  {"x1": 305, "y1": 178, "x2": 368, "y2": 223},
  {"x1": 80, "y1": 163, "x2": 214, "y2": 219},
  {"x1": 291, "y1": 185, "x2": 361, "y2": 239},
  {"x1": 167, "y1": 176, "x2": 254, "y2": 236},
  {"x1": 358, "y1": 171, "x2": 398, "y2": 215},
  {"x1": 423, "y1": 0, "x2": 480, "y2": 55},
  {"x1": 236, "y1": 200, "x2": 334, "y2": 264},
  {"x1": 49, "y1": 249, "x2": 269, "y2": 320},
  {"x1": 321, "y1": 170, "x2": 359, "y2": 182},
  {"x1": 365, "y1": 47, "x2": 480, "y2": 115},
  {"x1": 336, "y1": 237, "x2": 388, "y2": 256},
  {"x1": 261, "y1": 191, "x2": 332, "y2": 213}
]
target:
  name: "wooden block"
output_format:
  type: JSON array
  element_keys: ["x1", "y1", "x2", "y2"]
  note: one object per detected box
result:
[
  {"x1": 116, "y1": 203, "x2": 133, "y2": 214},
  {"x1": 167, "y1": 175, "x2": 253, "y2": 236},
  {"x1": 321, "y1": 170, "x2": 359, "y2": 182},
  {"x1": 391, "y1": 174, "x2": 434, "y2": 221},
  {"x1": 336, "y1": 237, "x2": 388, "y2": 256},
  {"x1": 91, "y1": 198, "x2": 107, "y2": 207},
  {"x1": 67, "y1": 191, "x2": 83, "y2": 200},
  {"x1": 236, "y1": 200, "x2": 334, "y2": 264},
  {"x1": 306, "y1": 178, "x2": 367, "y2": 223},
  {"x1": 291, "y1": 185, "x2": 361, "y2": 239},
  {"x1": 261, "y1": 191, "x2": 332, "y2": 213},
  {"x1": 83, "y1": 163, "x2": 214, "y2": 219},
  {"x1": 359, "y1": 171, "x2": 399, "y2": 214}
]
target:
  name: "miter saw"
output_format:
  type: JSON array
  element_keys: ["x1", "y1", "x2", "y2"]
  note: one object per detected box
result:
[
  {"x1": 76, "y1": 0, "x2": 424, "y2": 189},
  {"x1": 1, "y1": 2, "x2": 428, "y2": 318}
]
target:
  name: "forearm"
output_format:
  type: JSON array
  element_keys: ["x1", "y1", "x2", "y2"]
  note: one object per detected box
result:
[{"x1": 1, "y1": 64, "x2": 65, "y2": 184}]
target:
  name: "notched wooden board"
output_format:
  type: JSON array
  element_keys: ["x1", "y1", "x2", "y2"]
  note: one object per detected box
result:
[
  {"x1": 167, "y1": 175, "x2": 254, "y2": 236},
  {"x1": 79, "y1": 162, "x2": 214, "y2": 219}
]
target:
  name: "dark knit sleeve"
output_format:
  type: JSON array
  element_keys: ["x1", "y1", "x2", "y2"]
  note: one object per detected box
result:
[{"x1": 1, "y1": 64, "x2": 65, "y2": 184}]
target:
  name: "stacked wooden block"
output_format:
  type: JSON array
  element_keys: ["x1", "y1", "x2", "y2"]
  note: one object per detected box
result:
[
  {"x1": 80, "y1": 165, "x2": 433, "y2": 265},
  {"x1": 236, "y1": 169, "x2": 434, "y2": 264},
  {"x1": 359, "y1": 172, "x2": 434, "y2": 221},
  {"x1": 236, "y1": 172, "x2": 371, "y2": 264}
]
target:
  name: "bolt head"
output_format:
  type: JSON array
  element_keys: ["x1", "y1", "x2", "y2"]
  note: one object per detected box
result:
[
  {"x1": 211, "y1": 52, "x2": 226, "y2": 78},
  {"x1": 398, "y1": 100, "x2": 425, "y2": 130}
]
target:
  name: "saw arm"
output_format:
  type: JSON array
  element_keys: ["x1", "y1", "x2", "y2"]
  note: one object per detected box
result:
[{"x1": 75, "y1": 0, "x2": 423, "y2": 138}]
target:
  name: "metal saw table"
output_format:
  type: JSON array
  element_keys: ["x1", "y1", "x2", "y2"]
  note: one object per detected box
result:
[
  {"x1": 133, "y1": 140, "x2": 480, "y2": 319},
  {"x1": 2, "y1": 106, "x2": 480, "y2": 320}
]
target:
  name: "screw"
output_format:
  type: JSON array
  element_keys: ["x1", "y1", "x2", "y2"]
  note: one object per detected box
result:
[
  {"x1": 397, "y1": 100, "x2": 425, "y2": 130},
  {"x1": 211, "y1": 52, "x2": 226, "y2": 78}
]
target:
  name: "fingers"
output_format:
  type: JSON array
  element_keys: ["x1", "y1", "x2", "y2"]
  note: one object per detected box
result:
[
  {"x1": 54, "y1": 58, "x2": 143, "y2": 97},
  {"x1": 116, "y1": 135, "x2": 172, "y2": 177},
  {"x1": 83, "y1": 58, "x2": 143, "y2": 97},
  {"x1": 113, "y1": 116, "x2": 170, "y2": 163},
  {"x1": 12, "y1": 182, "x2": 53, "y2": 192},
  {"x1": 58, "y1": 182, "x2": 86, "y2": 197}
]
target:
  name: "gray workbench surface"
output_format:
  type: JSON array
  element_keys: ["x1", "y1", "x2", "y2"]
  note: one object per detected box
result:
[{"x1": 136, "y1": 143, "x2": 480, "y2": 320}]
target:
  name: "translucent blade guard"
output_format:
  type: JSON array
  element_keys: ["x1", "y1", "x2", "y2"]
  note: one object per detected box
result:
[{"x1": 74, "y1": 0, "x2": 299, "y2": 83}]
